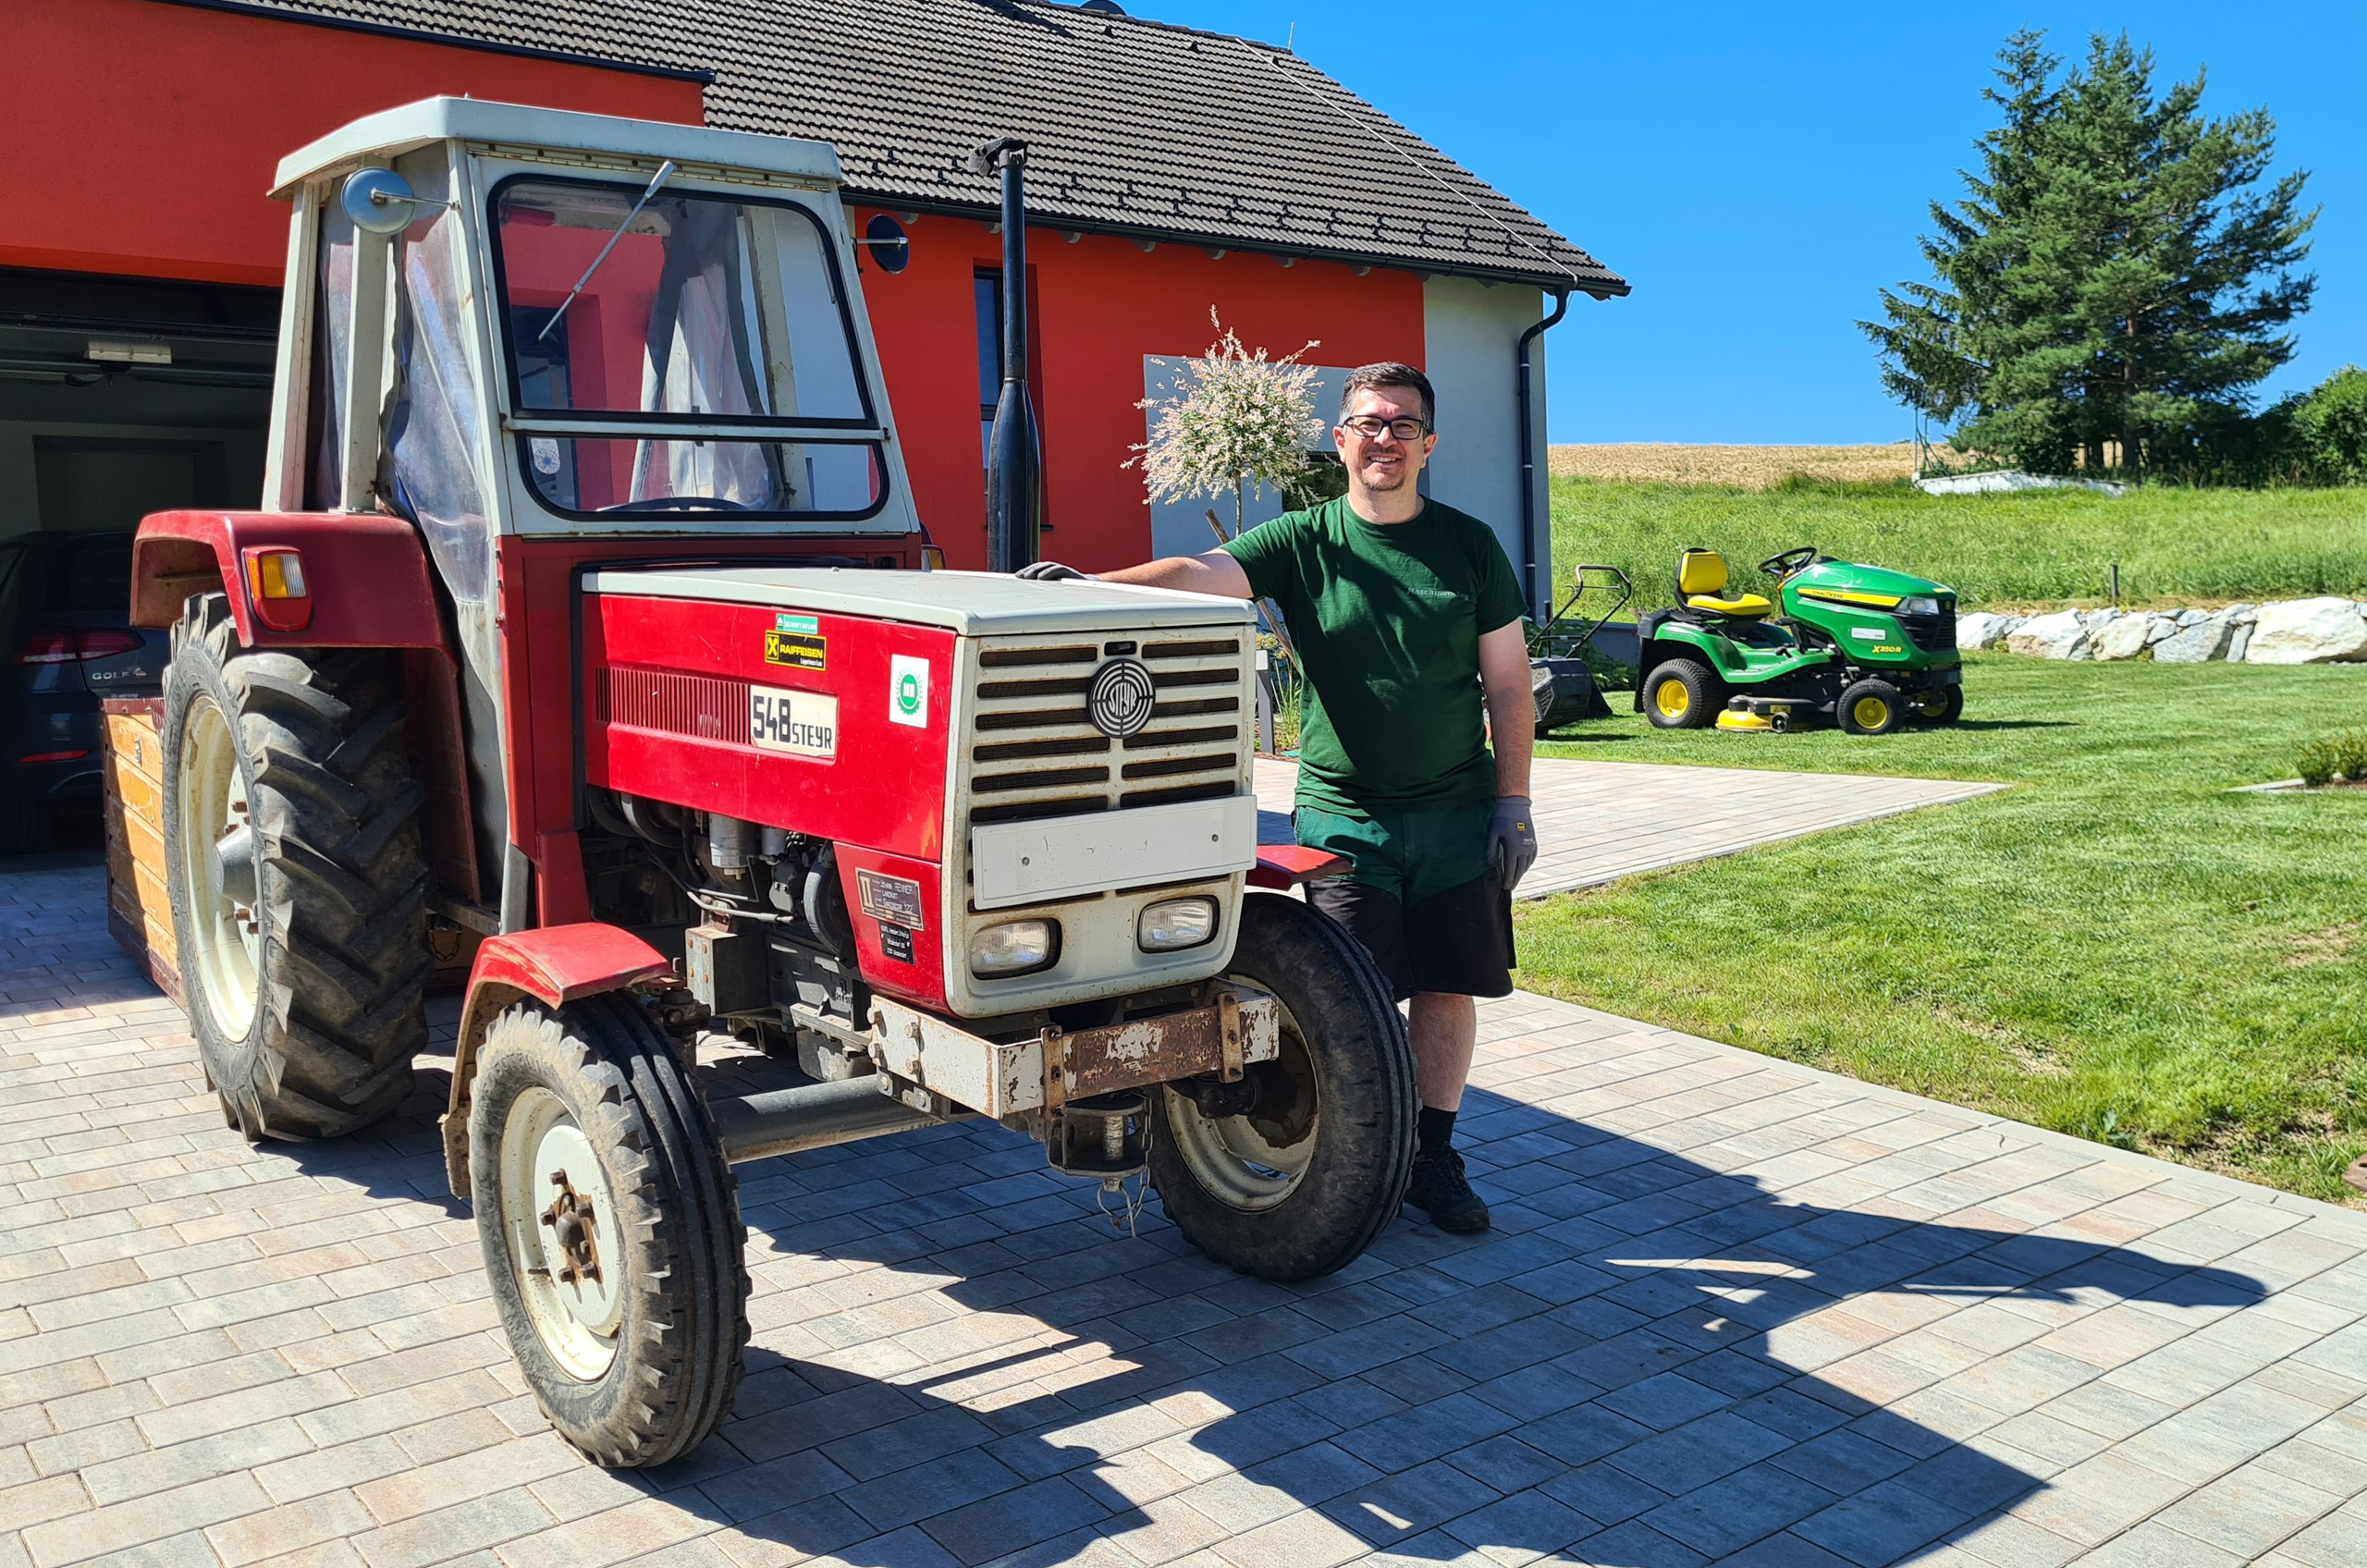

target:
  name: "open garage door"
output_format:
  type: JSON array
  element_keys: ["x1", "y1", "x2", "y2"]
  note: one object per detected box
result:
[{"x1": 1, "y1": 268, "x2": 276, "y2": 853}]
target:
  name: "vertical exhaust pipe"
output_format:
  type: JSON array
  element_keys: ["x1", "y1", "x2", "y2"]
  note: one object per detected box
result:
[{"x1": 971, "y1": 136, "x2": 1041, "y2": 572}]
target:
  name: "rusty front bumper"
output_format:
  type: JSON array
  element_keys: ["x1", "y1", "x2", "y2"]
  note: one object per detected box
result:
[{"x1": 868, "y1": 985, "x2": 1282, "y2": 1120}]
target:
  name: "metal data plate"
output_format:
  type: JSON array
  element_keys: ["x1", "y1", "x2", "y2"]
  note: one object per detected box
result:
[
  {"x1": 969, "y1": 795, "x2": 1257, "y2": 911},
  {"x1": 868, "y1": 986, "x2": 1281, "y2": 1118}
]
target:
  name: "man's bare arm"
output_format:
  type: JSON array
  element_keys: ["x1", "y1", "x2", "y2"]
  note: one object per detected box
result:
[
  {"x1": 1097, "y1": 551, "x2": 1254, "y2": 599},
  {"x1": 1477, "y1": 619, "x2": 1534, "y2": 799}
]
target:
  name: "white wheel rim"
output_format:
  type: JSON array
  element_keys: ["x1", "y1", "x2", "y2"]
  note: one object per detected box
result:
[
  {"x1": 1161, "y1": 999, "x2": 1318, "y2": 1211},
  {"x1": 501, "y1": 1088, "x2": 626, "y2": 1380},
  {"x1": 178, "y1": 694, "x2": 259, "y2": 1039}
]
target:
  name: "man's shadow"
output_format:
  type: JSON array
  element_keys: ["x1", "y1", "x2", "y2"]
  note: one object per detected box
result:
[{"x1": 576, "y1": 1068, "x2": 2264, "y2": 1568}]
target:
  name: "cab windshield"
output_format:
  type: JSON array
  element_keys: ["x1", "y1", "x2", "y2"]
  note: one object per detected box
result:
[{"x1": 492, "y1": 177, "x2": 882, "y2": 518}]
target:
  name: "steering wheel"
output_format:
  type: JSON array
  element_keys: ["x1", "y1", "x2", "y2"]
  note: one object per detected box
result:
[
  {"x1": 601, "y1": 496, "x2": 760, "y2": 514},
  {"x1": 1759, "y1": 546, "x2": 1820, "y2": 579}
]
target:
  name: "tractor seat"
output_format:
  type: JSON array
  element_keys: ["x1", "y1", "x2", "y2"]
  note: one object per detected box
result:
[{"x1": 1674, "y1": 548, "x2": 1772, "y2": 618}]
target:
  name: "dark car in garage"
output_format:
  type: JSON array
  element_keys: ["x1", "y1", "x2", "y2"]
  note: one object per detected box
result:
[{"x1": 2, "y1": 531, "x2": 166, "y2": 851}]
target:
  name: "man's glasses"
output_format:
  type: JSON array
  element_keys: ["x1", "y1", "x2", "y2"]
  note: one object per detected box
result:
[{"x1": 1341, "y1": 415, "x2": 1432, "y2": 441}]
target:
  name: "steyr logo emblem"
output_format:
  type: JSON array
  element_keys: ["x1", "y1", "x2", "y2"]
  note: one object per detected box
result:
[{"x1": 1087, "y1": 657, "x2": 1156, "y2": 739}]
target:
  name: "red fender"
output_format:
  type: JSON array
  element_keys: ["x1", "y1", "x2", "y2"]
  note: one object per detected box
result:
[
  {"x1": 1248, "y1": 844, "x2": 1349, "y2": 889},
  {"x1": 442, "y1": 924, "x2": 674, "y2": 1197},
  {"x1": 130, "y1": 510, "x2": 448, "y2": 650}
]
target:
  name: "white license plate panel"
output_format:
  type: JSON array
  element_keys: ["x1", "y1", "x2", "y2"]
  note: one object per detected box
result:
[{"x1": 970, "y1": 796, "x2": 1257, "y2": 910}]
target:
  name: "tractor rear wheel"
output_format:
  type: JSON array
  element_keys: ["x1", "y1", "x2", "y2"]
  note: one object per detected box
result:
[
  {"x1": 1645, "y1": 658, "x2": 1721, "y2": 729},
  {"x1": 163, "y1": 593, "x2": 428, "y2": 1138},
  {"x1": 470, "y1": 995, "x2": 748, "y2": 1467},
  {"x1": 1149, "y1": 893, "x2": 1416, "y2": 1281}
]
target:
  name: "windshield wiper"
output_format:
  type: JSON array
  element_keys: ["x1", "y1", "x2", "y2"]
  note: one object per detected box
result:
[{"x1": 536, "y1": 159, "x2": 677, "y2": 343}]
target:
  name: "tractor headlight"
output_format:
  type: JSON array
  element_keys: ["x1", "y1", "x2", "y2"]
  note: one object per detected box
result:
[
  {"x1": 1137, "y1": 897, "x2": 1219, "y2": 953},
  {"x1": 1899, "y1": 595, "x2": 1942, "y2": 616},
  {"x1": 970, "y1": 920, "x2": 1057, "y2": 977}
]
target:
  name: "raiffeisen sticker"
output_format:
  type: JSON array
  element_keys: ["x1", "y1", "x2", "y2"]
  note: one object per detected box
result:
[
  {"x1": 748, "y1": 685, "x2": 838, "y2": 759},
  {"x1": 889, "y1": 654, "x2": 929, "y2": 728}
]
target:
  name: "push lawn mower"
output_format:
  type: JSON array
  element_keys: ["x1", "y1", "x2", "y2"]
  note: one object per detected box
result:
[
  {"x1": 1635, "y1": 547, "x2": 1962, "y2": 735},
  {"x1": 1527, "y1": 562, "x2": 1632, "y2": 735}
]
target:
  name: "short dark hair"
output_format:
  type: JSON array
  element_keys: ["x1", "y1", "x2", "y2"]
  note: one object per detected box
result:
[{"x1": 1340, "y1": 362, "x2": 1435, "y2": 427}]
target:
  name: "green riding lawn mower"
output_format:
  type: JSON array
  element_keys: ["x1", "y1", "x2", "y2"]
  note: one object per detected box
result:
[{"x1": 1634, "y1": 546, "x2": 1964, "y2": 735}]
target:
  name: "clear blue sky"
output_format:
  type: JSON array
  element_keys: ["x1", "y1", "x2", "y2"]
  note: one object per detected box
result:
[{"x1": 1152, "y1": 1, "x2": 2364, "y2": 445}]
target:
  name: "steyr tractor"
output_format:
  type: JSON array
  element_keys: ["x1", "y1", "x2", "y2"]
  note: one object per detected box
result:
[{"x1": 120, "y1": 100, "x2": 1415, "y2": 1466}]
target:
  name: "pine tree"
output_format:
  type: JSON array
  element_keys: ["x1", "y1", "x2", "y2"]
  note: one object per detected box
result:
[{"x1": 1864, "y1": 31, "x2": 2316, "y2": 478}]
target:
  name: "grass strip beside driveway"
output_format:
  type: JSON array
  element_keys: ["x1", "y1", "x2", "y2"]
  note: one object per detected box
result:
[{"x1": 1515, "y1": 653, "x2": 2367, "y2": 1201}]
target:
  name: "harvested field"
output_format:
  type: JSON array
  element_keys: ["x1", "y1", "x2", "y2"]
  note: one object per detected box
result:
[{"x1": 1551, "y1": 442, "x2": 1922, "y2": 488}]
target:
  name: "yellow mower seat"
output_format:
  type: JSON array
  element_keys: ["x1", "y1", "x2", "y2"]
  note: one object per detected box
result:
[{"x1": 1675, "y1": 549, "x2": 1772, "y2": 618}]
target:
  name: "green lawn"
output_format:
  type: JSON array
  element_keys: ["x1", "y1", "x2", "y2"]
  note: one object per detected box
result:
[
  {"x1": 1515, "y1": 653, "x2": 2367, "y2": 1201},
  {"x1": 1550, "y1": 476, "x2": 2367, "y2": 611}
]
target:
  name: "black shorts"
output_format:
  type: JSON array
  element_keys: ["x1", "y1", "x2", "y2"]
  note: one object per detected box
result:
[{"x1": 1305, "y1": 871, "x2": 1515, "y2": 1003}]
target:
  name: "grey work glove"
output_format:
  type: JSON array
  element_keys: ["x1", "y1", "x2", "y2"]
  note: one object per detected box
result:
[
  {"x1": 1490, "y1": 795, "x2": 1539, "y2": 891},
  {"x1": 1015, "y1": 560, "x2": 1089, "y2": 582}
]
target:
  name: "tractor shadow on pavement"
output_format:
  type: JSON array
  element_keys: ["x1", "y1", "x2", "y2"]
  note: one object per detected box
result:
[{"x1": 660, "y1": 1069, "x2": 2263, "y2": 1568}]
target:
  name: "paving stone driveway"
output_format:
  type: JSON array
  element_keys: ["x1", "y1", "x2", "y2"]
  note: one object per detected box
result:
[
  {"x1": 1253, "y1": 760, "x2": 2005, "y2": 899},
  {"x1": 7, "y1": 857, "x2": 2367, "y2": 1568}
]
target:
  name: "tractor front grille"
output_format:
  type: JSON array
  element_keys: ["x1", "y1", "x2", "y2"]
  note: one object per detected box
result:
[
  {"x1": 963, "y1": 633, "x2": 1252, "y2": 827},
  {"x1": 1896, "y1": 607, "x2": 1956, "y2": 654}
]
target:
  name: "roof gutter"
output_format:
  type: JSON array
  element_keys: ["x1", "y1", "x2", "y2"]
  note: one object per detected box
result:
[
  {"x1": 842, "y1": 192, "x2": 1627, "y2": 296},
  {"x1": 1515, "y1": 288, "x2": 1572, "y2": 616}
]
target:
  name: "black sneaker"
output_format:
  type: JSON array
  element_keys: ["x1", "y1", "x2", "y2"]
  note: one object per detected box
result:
[{"x1": 1405, "y1": 1147, "x2": 1490, "y2": 1232}]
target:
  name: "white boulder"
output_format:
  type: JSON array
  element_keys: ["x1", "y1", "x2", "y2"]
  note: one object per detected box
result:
[
  {"x1": 2154, "y1": 615, "x2": 2237, "y2": 664},
  {"x1": 1955, "y1": 611, "x2": 2025, "y2": 651},
  {"x1": 2244, "y1": 597, "x2": 2367, "y2": 664},
  {"x1": 2088, "y1": 613, "x2": 2159, "y2": 662},
  {"x1": 2007, "y1": 609, "x2": 2091, "y2": 660}
]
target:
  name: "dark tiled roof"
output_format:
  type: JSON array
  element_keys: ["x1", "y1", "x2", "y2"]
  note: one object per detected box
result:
[{"x1": 191, "y1": 0, "x2": 1626, "y2": 294}]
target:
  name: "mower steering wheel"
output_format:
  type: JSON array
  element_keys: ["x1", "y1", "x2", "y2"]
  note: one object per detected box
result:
[{"x1": 1759, "y1": 546, "x2": 1820, "y2": 579}]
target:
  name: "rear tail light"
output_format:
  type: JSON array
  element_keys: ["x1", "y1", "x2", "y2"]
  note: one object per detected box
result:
[
  {"x1": 16, "y1": 629, "x2": 76, "y2": 665},
  {"x1": 18, "y1": 750, "x2": 92, "y2": 765},
  {"x1": 242, "y1": 547, "x2": 313, "y2": 632},
  {"x1": 14, "y1": 627, "x2": 143, "y2": 664}
]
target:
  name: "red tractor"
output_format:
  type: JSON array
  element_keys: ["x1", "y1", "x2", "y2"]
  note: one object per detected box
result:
[{"x1": 118, "y1": 99, "x2": 1415, "y2": 1466}]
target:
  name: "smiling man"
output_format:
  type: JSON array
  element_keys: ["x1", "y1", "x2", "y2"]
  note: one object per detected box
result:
[{"x1": 1021, "y1": 362, "x2": 1538, "y2": 1232}]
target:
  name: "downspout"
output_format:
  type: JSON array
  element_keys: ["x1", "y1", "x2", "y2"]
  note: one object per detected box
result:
[{"x1": 1515, "y1": 288, "x2": 1571, "y2": 614}]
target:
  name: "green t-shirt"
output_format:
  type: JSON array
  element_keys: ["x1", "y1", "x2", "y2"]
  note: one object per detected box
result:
[{"x1": 1225, "y1": 496, "x2": 1527, "y2": 815}]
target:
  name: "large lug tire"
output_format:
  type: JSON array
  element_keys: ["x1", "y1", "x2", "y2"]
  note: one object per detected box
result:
[
  {"x1": 1644, "y1": 657, "x2": 1722, "y2": 729},
  {"x1": 1839, "y1": 677, "x2": 1907, "y2": 736},
  {"x1": 1149, "y1": 892, "x2": 1417, "y2": 1281},
  {"x1": 471, "y1": 995, "x2": 749, "y2": 1467},
  {"x1": 162, "y1": 592, "x2": 428, "y2": 1138}
]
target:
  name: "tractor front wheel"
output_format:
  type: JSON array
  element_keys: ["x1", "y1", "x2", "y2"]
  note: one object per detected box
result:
[
  {"x1": 1645, "y1": 659, "x2": 1721, "y2": 729},
  {"x1": 163, "y1": 593, "x2": 428, "y2": 1138},
  {"x1": 1149, "y1": 893, "x2": 1416, "y2": 1281},
  {"x1": 1913, "y1": 685, "x2": 1965, "y2": 725},
  {"x1": 1840, "y1": 678, "x2": 1907, "y2": 736},
  {"x1": 471, "y1": 995, "x2": 748, "y2": 1467}
]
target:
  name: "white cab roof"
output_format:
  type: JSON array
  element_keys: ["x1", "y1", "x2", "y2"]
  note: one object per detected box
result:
[
  {"x1": 272, "y1": 97, "x2": 842, "y2": 197},
  {"x1": 584, "y1": 568, "x2": 1253, "y2": 637}
]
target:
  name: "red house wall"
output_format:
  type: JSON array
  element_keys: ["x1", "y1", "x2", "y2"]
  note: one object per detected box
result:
[
  {"x1": 0, "y1": 0, "x2": 705, "y2": 287},
  {"x1": 855, "y1": 213, "x2": 1426, "y2": 571}
]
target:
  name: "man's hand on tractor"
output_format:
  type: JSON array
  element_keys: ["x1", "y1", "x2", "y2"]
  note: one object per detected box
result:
[
  {"x1": 1490, "y1": 795, "x2": 1538, "y2": 891},
  {"x1": 1015, "y1": 560, "x2": 1090, "y2": 582}
]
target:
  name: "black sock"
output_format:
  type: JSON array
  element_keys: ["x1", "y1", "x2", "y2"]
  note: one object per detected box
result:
[{"x1": 1417, "y1": 1107, "x2": 1456, "y2": 1157}]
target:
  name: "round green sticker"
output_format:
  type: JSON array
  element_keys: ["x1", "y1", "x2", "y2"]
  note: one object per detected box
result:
[{"x1": 897, "y1": 671, "x2": 921, "y2": 714}]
